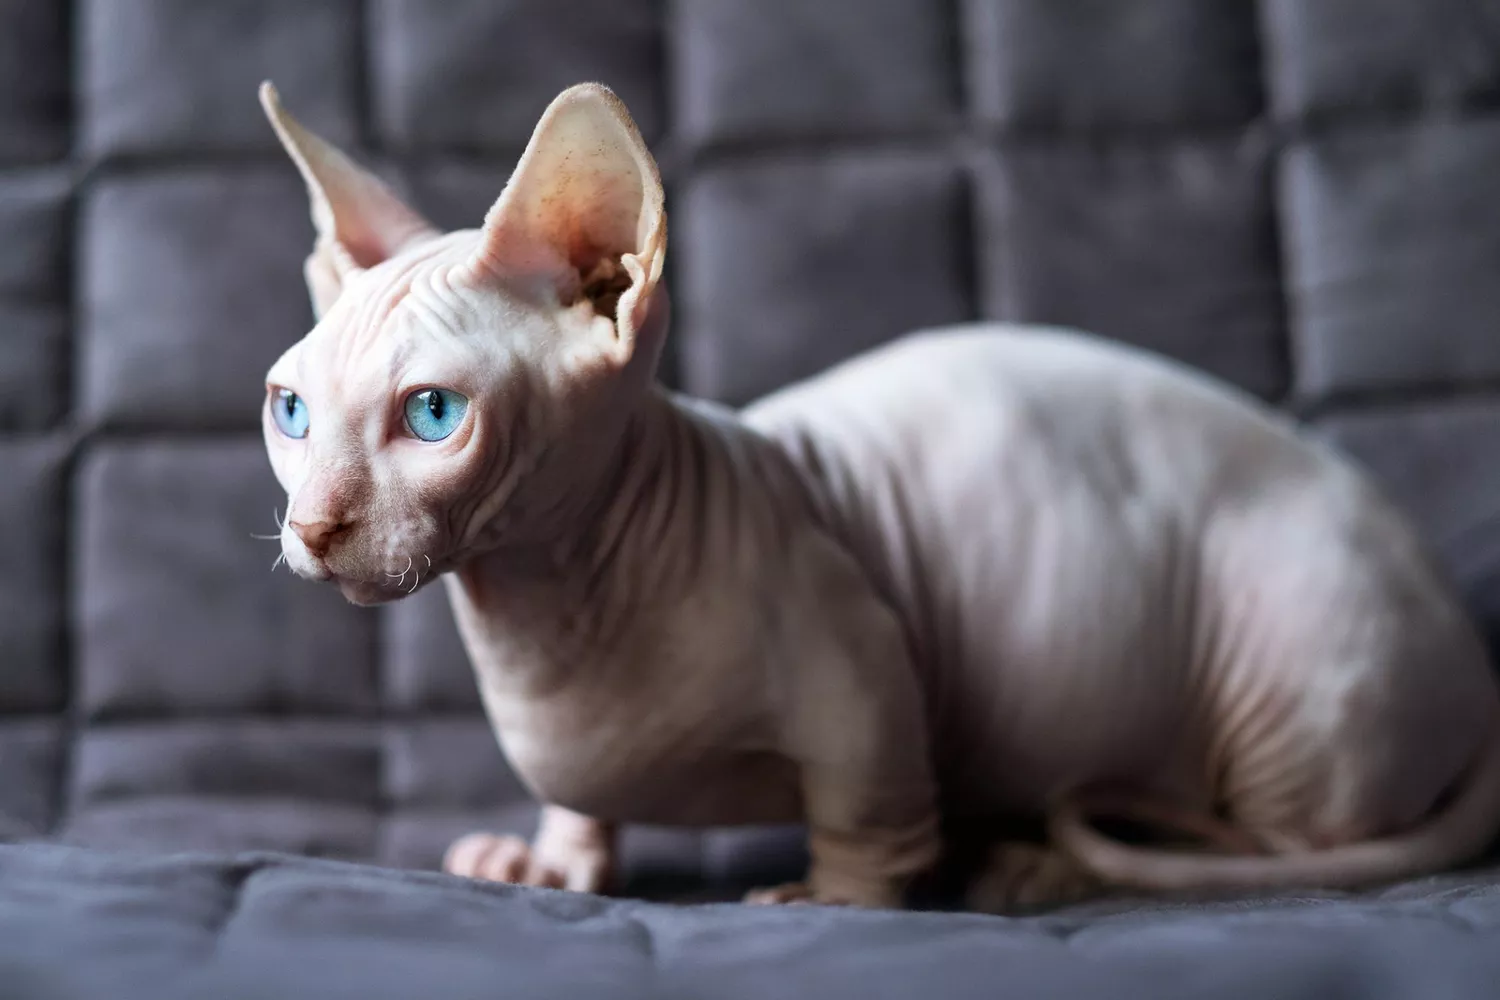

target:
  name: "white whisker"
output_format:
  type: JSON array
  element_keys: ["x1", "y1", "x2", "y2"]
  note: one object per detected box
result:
[
  {"x1": 256, "y1": 507, "x2": 287, "y2": 542},
  {"x1": 424, "y1": 554, "x2": 431, "y2": 570},
  {"x1": 386, "y1": 555, "x2": 413, "y2": 588},
  {"x1": 271, "y1": 552, "x2": 286, "y2": 572}
]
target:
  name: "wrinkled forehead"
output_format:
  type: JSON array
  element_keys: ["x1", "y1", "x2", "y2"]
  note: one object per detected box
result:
[
  {"x1": 268, "y1": 237, "x2": 477, "y2": 388},
  {"x1": 266, "y1": 316, "x2": 416, "y2": 413}
]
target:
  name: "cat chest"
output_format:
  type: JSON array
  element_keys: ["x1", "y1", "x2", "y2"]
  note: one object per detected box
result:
[{"x1": 475, "y1": 678, "x2": 802, "y2": 826}]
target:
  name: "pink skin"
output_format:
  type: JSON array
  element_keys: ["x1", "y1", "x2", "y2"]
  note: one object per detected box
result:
[
  {"x1": 260, "y1": 81, "x2": 666, "y2": 899},
  {"x1": 257, "y1": 80, "x2": 1500, "y2": 911},
  {"x1": 264, "y1": 228, "x2": 575, "y2": 605},
  {"x1": 260, "y1": 81, "x2": 659, "y2": 612}
]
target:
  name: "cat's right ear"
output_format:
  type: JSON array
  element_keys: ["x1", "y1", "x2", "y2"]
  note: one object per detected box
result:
[{"x1": 259, "y1": 81, "x2": 439, "y2": 319}]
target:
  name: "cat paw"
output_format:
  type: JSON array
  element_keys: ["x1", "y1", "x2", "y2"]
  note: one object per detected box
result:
[
  {"x1": 743, "y1": 879, "x2": 901, "y2": 908},
  {"x1": 443, "y1": 831, "x2": 612, "y2": 894},
  {"x1": 743, "y1": 882, "x2": 819, "y2": 906}
]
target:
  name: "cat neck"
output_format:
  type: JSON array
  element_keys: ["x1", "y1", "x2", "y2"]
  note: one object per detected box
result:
[{"x1": 446, "y1": 384, "x2": 801, "y2": 699}]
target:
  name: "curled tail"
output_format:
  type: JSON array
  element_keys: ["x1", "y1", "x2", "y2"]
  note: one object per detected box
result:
[{"x1": 1049, "y1": 723, "x2": 1500, "y2": 892}]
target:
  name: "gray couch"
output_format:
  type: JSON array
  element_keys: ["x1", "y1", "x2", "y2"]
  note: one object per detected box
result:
[{"x1": 5, "y1": 1, "x2": 1500, "y2": 996}]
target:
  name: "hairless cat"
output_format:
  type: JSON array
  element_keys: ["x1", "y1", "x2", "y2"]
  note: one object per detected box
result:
[{"x1": 256, "y1": 80, "x2": 1500, "y2": 911}]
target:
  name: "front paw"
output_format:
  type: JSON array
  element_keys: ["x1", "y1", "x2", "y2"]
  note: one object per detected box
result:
[
  {"x1": 743, "y1": 882, "x2": 817, "y2": 906},
  {"x1": 743, "y1": 877, "x2": 902, "y2": 909},
  {"x1": 443, "y1": 831, "x2": 612, "y2": 894}
]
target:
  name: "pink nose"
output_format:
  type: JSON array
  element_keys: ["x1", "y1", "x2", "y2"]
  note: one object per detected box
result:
[{"x1": 289, "y1": 518, "x2": 351, "y2": 558}]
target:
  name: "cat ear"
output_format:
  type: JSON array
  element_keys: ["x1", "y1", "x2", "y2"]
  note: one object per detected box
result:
[
  {"x1": 259, "y1": 81, "x2": 439, "y2": 319},
  {"x1": 465, "y1": 83, "x2": 666, "y2": 360}
]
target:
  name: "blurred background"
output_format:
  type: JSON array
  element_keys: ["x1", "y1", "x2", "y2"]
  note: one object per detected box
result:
[{"x1": 1, "y1": 0, "x2": 1498, "y2": 897}]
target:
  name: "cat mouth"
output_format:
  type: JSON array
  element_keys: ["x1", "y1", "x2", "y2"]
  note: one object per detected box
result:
[
  {"x1": 288, "y1": 549, "x2": 433, "y2": 606},
  {"x1": 286, "y1": 558, "x2": 402, "y2": 606},
  {"x1": 333, "y1": 561, "x2": 436, "y2": 606},
  {"x1": 335, "y1": 576, "x2": 409, "y2": 607},
  {"x1": 284, "y1": 548, "x2": 334, "y2": 583}
]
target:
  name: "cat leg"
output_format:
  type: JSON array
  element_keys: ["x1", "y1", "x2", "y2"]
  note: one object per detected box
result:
[
  {"x1": 743, "y1": 791, "x2": 943, "y2": 910},
  {"x1": 743, "y1": 546, "x2": 945, "y2": 909},
  {"x1": 445, "y1": 805, "x2": 616, "y2": 893}
]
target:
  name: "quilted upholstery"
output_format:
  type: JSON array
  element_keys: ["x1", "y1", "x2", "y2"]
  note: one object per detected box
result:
[
  {"x1": 3, "y1": 0, "x2": 1500, "y2": 897},
  {"x1": 9, "y1": 844, "x2": 1500, "y2": 1000}
]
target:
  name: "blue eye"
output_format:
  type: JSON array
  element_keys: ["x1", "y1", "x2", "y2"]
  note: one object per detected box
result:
[
  {"x1": 404, "y1": 388, "x2": 468, "y2": 442},
  {"x1": 270, "y1": 387, "x2": 309, "y2": 439}
]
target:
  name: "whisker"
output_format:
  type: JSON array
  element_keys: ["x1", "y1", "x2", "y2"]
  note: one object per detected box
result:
[
  {"x1": 386, "y1": 555, "x2": 413, "y2": 588},
  {"x1": 271, "y1": 552, "x2": 286, "y2": 572},
  {"x1": 257, "y1": 507, "x2": 288, "y2": 542},
  {"x1": 409, "y1": 565, "x2": 422, "y2": 594},
  {"x1": 424, "y1": 554, "x2": 431, "y2": 570}
]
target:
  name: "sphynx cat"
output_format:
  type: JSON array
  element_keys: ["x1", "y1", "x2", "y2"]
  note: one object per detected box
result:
[{"x1": 256, "y1": 80, "x2": 1500, "y2": 911}]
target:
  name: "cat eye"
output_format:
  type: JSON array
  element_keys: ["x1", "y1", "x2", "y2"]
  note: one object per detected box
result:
[
  {"x1": 269, "y1": 387, "x2": 309, "y2": 439},
  {"x1": 404, "y1": 388, "x2": 468, "y2": 442}
]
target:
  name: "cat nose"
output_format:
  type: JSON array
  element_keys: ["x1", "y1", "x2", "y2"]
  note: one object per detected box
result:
[{"x1": 289, "y1": 517, "x2": 352, "y2": 558}]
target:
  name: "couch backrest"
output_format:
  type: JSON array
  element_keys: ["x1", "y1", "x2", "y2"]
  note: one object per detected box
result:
[{"x1": 2, "y1": 1, "x2": 1498, "y2": 886}]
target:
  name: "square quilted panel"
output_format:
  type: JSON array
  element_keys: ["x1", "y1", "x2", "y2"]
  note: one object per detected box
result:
[
  {"x1": 1281, "y1": 118, "x2": 1500, "y2": 402},
  {"x1": 0, "y1": 169, "x2": 70, "y2": 430},
  {"x1": 964, "y1": 0, "x2": 1263, "y2": 130},
  {"x1": 1318, "y1": 400, "x2": 1500, "y2": 649},
  {"x1": 76, "y1": 439, "x2": 378, "y2": 719},
  {"x1": 62, "y1": 797, "x2": 378, "y2": 859},
  {"x1": 370, "y1": 0, "x2": 663, "y2": 149},
  {"x1": 65, "y1": 720, "x2": 380, "y2": 858},
  {"x1": 80, "y1": 166, "x2": 315, "y2": 429},
  {"x1": 70, "y1": 721, "x2": 380, "y2": 805},
  {"x1": 1263, "y1": 0, "x2": 1500, "y2": 120},
  {"x1": 977, "y1": 136, "x2": 1286, "y2": 399},
  {"x1": 0, "y1": 720, "x2": 63, "y2": 838},
  {"x1": 402, "y1": 158, "x2": 517, "y2": 234},
  {"x1": 678, "y1": 154, "x2": 974, "y2": 405},
  {"x1": 382, "y1": 585, "x2": 479, "y2": 713},
  {"x1": 0, "y1": 0, "x2": 68, "y2": 162},
  {"x1": 80, "y1": 0, "x2": 360, "y2": 156},
  {"x1": 383, "y1": 718, "x2": 527, "y2": 810},
  {"x1": 0, "y1": 438, "x2": 67, "y2": 712},
  {"x1": 675, "y1": 0, "x2": 960, "y2": 144}
]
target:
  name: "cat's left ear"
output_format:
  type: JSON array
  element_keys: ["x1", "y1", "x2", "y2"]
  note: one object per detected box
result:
[
  {"x1": 464, "y1": 83, "x2": 666, "y2": 363},
  {"x1": 260, "y1": 81, "x2": 439, "y2": 319}
]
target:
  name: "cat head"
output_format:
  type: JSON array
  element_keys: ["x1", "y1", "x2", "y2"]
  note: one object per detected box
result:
[{"x1": 257, "y1": 81, "x2": 666, "y2": 606}]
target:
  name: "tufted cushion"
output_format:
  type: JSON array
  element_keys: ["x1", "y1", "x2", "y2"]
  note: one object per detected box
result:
[
  {"x1": 2, "y1": 0, "x2": 1499, "y2": 896},
  {"x1": 9, "y1": 844, "x2": 1500, "y2": 1000}
]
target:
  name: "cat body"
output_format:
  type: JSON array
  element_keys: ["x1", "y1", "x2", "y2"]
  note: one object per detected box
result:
[{"x1": 257, "y1": 81, "x2": 1500, "y2": 910}]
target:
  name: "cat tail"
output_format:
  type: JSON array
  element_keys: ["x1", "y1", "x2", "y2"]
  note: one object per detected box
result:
[{"x1": 1048, "y1": 722, "x2": 1500, "y2": 891}]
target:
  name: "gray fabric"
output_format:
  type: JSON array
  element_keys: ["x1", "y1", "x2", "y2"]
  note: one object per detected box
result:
[
  {"x1": 1282, "y1": 119, "x2": 1500, "y2": 398},
  {"x1": 7, "y1": 843, "x2": 1500, "y2": 1000},
  {"x1": 676, "y1": 0, "x2": 962, "y2": 144},
  {"x1": 974, "y1": 138, "x2": 1287, "y2": 399},
  {"x1": 371, "y1": 0, "x2": 665, "y2": 149},
  {"x1": 3, "y1": 0, "x2": 1500, "y2": 992},
  {"x1": 680, "y1": 155, "x2": 975, "y2": 402}
]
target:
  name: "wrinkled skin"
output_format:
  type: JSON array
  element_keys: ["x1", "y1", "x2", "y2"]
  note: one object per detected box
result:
[{"x1": 258, "y1": 81, "x2": 1500, "y2": 911}]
